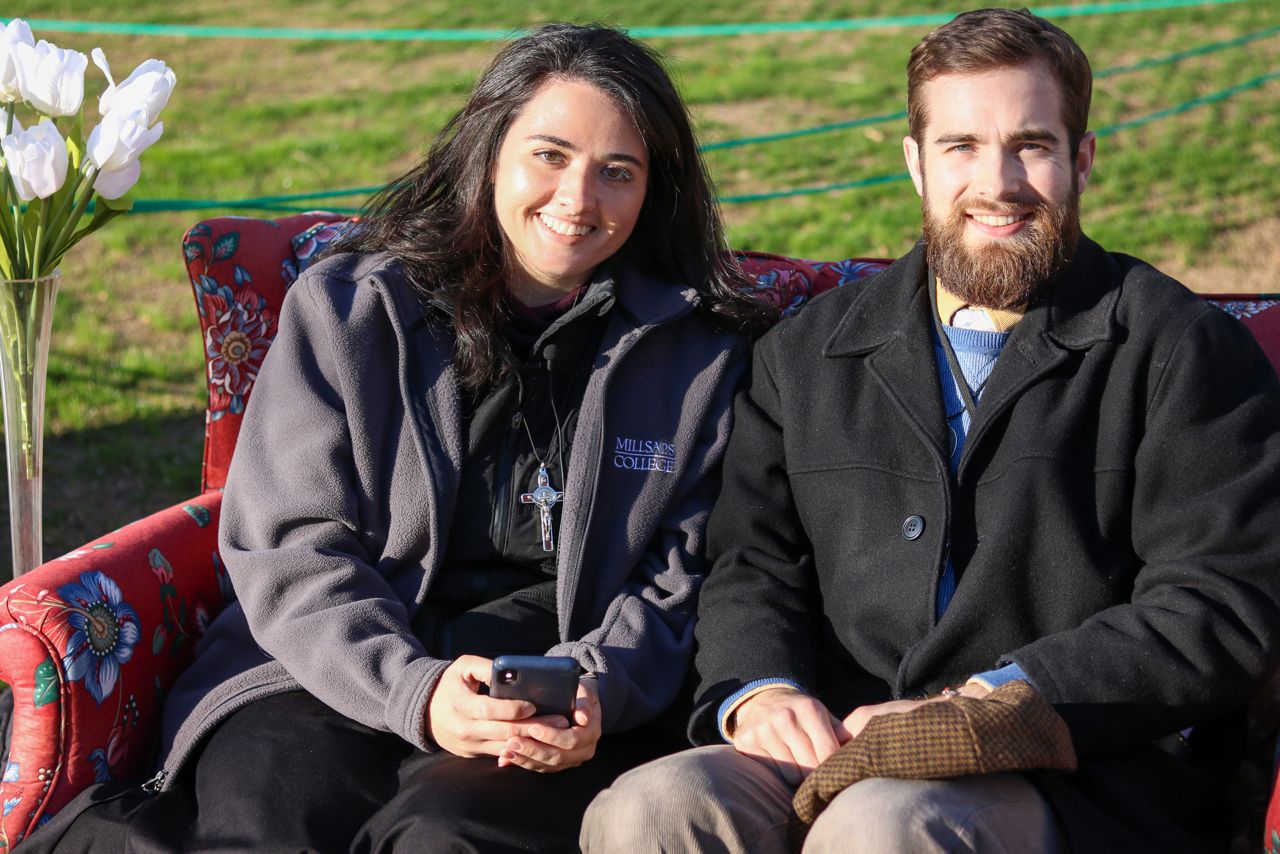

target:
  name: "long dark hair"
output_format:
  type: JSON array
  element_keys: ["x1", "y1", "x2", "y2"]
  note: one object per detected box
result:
[{"x1": 334, "y1": 23, "x2": 770, "y2": 388}]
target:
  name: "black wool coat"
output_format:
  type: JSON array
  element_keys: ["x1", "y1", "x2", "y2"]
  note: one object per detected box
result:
[{"x1": 692, "y1": 237, "x2": 1280, "y2": 851}]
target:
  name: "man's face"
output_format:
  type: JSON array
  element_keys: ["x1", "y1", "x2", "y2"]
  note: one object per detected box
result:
[{"x1": 903, "y1": 62, "x2": 1095, "y2": 309}]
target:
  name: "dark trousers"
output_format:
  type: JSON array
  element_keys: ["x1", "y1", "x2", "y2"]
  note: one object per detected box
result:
[{"x1": 26, "y1": 690, "x2": 683, "y2": 853}]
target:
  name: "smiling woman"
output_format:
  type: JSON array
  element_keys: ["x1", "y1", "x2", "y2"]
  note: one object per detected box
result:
[
  {"x1": 493, "y1": 79, "x2": 649, "y2": 305},
  {"x1": 21, "y1": 22, "x2": 772, "y2": 854}
]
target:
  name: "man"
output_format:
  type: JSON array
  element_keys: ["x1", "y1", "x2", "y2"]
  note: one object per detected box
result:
[{"x1": 581, "y1": 8, "x2": 1280, "y2": 852}]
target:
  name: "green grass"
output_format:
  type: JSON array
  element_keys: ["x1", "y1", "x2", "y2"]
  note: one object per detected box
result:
[{"x1": 2, "y1": 0, "x2": 1278, "y2": 561}]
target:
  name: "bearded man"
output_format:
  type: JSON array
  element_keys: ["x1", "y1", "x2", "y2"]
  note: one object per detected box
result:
[{"x1": 581, "y1": 8, "x2": 1280, "y2": 853}]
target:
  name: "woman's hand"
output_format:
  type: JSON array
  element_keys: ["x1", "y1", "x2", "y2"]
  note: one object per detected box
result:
[
  {"x1": 498, "y1": 677, "x2": 602, "y2": 773},
  {"x1": 427, "y1": 655, "x2": 550, "y2": 758}
]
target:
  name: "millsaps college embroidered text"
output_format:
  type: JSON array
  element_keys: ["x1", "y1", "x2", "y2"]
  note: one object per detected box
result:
[{"x1": 613, "y1": 437, "x2": 676, "y2": 473}]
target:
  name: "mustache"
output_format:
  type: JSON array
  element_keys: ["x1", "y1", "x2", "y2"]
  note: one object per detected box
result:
[{"x1": 955, "y1": 195, "x2": 1048, "y2": 217}]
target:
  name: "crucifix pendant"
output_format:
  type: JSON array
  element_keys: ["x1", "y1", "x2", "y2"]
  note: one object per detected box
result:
[{"x1": 520, "y1": 465, "x2": 565, "y2": 552}]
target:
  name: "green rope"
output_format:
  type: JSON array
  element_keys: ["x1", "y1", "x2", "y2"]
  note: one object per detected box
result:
[
  {"x1": 721, "y1": 172, "x2": 910, "y2": 204},
  {"x1": 703, "y1": 24, "x2": 1280, "y2": 151},
  {"x1": 144, "y1": 21, "x2": 1274, "y2": 213},
  {"x1": 631, "y1": 0, "x2": 1255, "y2": 37},
  {"x1": 1095, "y1": 24, "x2": 1280, "y2": 77},
  {"x1": 3, "y1": 0, "x2": 1256, "y2": 42},
  {"x1": 700, "y1": 111, "x2": 908, "y2": 152},
  {"x1": 1093, "y1": 68, "x2": 1280, "y2": 135},
  {"x1": 116, "y1": 66, "x2": 1278, "y2": 213},
  {"x1": 719, "y1": 70, "x2": 1280, "y2": 203},
  {"x1": 93, "y1": 35, "x2": 1275, "y2": 214}
]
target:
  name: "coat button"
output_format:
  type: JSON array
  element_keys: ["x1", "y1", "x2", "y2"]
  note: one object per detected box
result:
[{"x1": 902, "y1": 515, "x2": 925, "y2": 540}]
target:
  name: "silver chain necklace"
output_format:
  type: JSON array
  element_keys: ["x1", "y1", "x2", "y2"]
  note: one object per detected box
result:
[{"x1": 517, "y1": 371, "x2": 567, "y2": 552}]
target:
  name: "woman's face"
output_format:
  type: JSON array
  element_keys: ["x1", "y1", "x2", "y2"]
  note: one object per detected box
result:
[{"x1": 493, "y1": 77, "x2": 648, "y2": 305}]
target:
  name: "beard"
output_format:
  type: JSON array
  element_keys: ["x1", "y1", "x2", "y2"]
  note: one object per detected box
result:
[{"x1": 922, "y1": 179, "x2": 1082, "y2": 310}]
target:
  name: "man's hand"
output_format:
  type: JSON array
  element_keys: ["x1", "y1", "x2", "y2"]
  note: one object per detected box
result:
[
  {"x1": 426, "y1": 655, "x2": 564, "y2": 758},
  {"x1": 730, "y1": 687, "x2": 851, "y2": 784},
  {"x1": 499, "y1": 678, "x2": 602, "y2": 773},
  {"x1": 842, "y1": 681, "x2": 992, "y2": 741}
]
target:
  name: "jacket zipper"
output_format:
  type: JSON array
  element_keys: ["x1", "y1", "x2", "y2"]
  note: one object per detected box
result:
[
  {"x1": 157, "y1": 682, "x2": 293, "y2": 792},
  {"x1": 555, "y1": 325, "x2": 654, "y2": 639},
  {"x1": 140, "y1": 769, "x2": 167, "y2": 792},
  {"x1": 492, "y1": 371, "x2": 531, "y2": 551},
  {"x1": 491, "y1": 412, "x2": 518, "y2": 551}
]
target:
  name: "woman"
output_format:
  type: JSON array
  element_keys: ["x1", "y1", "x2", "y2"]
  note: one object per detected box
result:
[{"x1": 30, "y1": 22, "x2": 769, "y2": 853}]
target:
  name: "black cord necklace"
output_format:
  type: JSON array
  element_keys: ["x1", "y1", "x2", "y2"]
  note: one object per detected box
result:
[
  {"x1": 510, "y1": 283, "x2": 596, "y2": 553},
  {"x1": 928, "y1": 270, "x2": 982, "y2": 421}
]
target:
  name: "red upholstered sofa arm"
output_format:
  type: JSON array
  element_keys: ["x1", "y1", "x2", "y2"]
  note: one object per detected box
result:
[{"x1": 0, "y1": 491, "x2": 227, "y2": 848}]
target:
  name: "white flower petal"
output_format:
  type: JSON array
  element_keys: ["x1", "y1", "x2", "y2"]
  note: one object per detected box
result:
[
  {"x1": 93, "y1": 159, "x2": 140, "y2": 198},
  {"x1": 1, "y1": 119, "x2": 67, "y2": 199},
  {"x1": 16, "y1": 40, "x2": 87, "y2": 117},
  {"x1": 99, "y1": 57, "x2": 175, "y2": 123},
  {"x1": 0, "y1": 20, "x2": 35, "y2": 102}
]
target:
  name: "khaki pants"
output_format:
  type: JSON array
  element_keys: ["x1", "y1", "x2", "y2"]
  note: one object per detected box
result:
[{"x1": 581, "y1": 744, "x2": 1067, "y2": 853}]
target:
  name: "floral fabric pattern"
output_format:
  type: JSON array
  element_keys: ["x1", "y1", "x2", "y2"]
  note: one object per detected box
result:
[
  {"x1": 204, "y1": 294, "x2": 275, "y2": 420},
  {"x1": 1206, "y1": 297, "x2": 1280, "y2": 381},
  {"x1": 289, "y1": 219, "x2": 351, "y2": 282},
  {"x1": 185, "y1": 213, "x2": 348, "y2": 491},
  {"x1": 0, "y1": 494, "x2": 225, "y2": 848},
  {"x1": 1212, "y1": 299, "x2": 1280, "y2": 321},
  {"x1": 736, "y1": 250, "x2": 889, "y2": 317},
  {"x1": 57, "y1": 572, "x2": 141, "y2": 704}
]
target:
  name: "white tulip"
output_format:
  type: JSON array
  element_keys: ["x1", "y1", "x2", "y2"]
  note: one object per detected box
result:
[
  {"x1": 1, "y1": 119, "x2": 68, "y2": 200},
  {"x1": 0, "y1": 19, "x2": 35, "y2": 103},
  {"x1": 14, "y1": 39, "x2": 87, "y2": 117},
  {"x1": 87, "y1": 107, "x2": 163, "y2": 198},
  {"x1": 91, "y1": 48, "x2": 175, "y2": 126}
]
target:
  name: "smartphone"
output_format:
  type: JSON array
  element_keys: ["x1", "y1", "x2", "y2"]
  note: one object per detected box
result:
[{"x1": 489, "y1": 655, "x2": 579, "y2": 718}]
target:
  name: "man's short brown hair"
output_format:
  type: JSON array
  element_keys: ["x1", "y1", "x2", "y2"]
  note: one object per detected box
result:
[{"x1": 906, "y1": 8, "x2": 1093, "y2": 153}]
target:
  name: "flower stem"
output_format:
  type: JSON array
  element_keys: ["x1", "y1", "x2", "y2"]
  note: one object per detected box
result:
[
  {"x1": 30, "y1": 199, "x2": 49, "y2": 280},
  {"x1": 1, "y1": 107, "x2": 24, "y2": 277},
  {"x1": 45, "y1": 168, "x2": 97, "y2": 270},
  {"x1": 0, "y1": 201, "x2": 16, "y2": 277},
  {"x1": 43, "y1": 166, "x2": 83, "y2": 252}
]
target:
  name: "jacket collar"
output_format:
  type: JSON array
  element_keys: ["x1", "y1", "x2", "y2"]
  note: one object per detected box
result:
[
  {"x1": 358, "y1": 253, "x2": 695, "y2": 335},
  {"x1": 821, "y1": 234, "x2": 1122, "y2": 473},
  {"x1": 824, "y1": 235, "x2": 1120, "y2": 359},
  {"x1": 612, "y1": 262, "x2": 700, "y2": 328}
]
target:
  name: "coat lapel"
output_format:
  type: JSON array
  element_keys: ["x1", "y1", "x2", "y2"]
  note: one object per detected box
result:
[
  {"x1": 959, "y1": 236, "x2": 1121, "y2": 475},
  {"x1": 823, "y1": 237, "x2": 1122, "y2": 480},
  {"x1": 825, "y1": 244, "x2": 952, "y2": 467}
]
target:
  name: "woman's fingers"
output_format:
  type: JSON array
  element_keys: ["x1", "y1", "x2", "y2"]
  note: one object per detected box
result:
[
  {"x1": 501, "y1": 733, "x2": 596, "y2": 772},
  {"x1": 496, "y1": 692, "x2": 602, "y2": 773},
  {"x1": 434, "y1": 665, "x2": 601, "y2": 770},
  {"x1": 458, "y1": 691, "x2": 536, "y2": 722}
]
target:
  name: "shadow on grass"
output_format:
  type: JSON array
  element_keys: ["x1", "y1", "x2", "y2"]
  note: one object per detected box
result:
[{"x1": 0, "y1": 410, "x2": 206, "y2": 568}]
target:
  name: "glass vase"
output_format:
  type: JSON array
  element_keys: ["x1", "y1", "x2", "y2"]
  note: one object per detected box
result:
[{"x1": 0, "y1": 270, "x2": 59, "y2": 578}]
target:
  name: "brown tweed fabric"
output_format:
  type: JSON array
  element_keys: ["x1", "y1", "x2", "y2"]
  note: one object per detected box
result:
[{"x1": 789, "y1": 681, "x2": 1076, "y2": 846}]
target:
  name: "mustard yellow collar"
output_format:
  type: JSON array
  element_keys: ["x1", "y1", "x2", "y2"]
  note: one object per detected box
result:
[{"x1": 935, "y1": 278, "x2": 1025, "y2": 333}]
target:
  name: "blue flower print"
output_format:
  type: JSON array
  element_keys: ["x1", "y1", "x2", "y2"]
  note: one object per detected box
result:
[
  {"x1": 57, "y1": 572, "x2": 141, "y2": 704},
  {"x1": 88, "y1": 749, "x2": 112, "y2": 783},
  {"x1": 831, "y1": 258, "x2": 880, "y2": 286}
]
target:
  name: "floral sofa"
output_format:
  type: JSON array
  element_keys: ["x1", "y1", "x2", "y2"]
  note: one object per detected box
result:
[
  {"x1": 0, "y1": 212, "x2": 885, "y2": 848},
  {"x1": 1, "y1": 212, "x2": 1278, "y2": 850}
]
